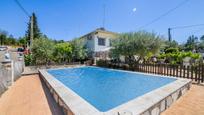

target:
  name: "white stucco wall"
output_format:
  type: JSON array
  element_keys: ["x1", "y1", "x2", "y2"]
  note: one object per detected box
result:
[
  {"x1": 94, "y1": 35, "x2": 111, "y2": 52},
  {"x1": 84, "y1": 35, "x2": 95, "y2": 52}
]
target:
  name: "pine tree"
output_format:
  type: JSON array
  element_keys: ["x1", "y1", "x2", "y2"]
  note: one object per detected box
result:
[{"x1": 25, "y1": 13, "x2": 41, "y2": 45}]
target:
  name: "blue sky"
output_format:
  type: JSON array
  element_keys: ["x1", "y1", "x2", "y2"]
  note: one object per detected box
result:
[{"x1": 0, "y1": 0, "x2": 204, "y2": 43}]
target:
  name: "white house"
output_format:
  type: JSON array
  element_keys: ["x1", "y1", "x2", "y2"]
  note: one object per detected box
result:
[{"x1": 80, "y1": 28, "x2": 118, "y2": 60}]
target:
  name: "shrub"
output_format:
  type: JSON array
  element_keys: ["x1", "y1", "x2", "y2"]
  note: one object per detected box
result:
[
  {"x1": 96, "y1": 60, "x2": 107, "y2": 67},
  {"x1": 24, "y1": 54, "x2": 34, "y2": 66},
  {"x1": 31, "y1": 38, "x2": 54, "y2": 65}
]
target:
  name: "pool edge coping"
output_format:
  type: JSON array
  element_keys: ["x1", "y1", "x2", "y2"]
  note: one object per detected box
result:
[{"x1": 39, "y1": 66, "x2": 192, "y2": 115}]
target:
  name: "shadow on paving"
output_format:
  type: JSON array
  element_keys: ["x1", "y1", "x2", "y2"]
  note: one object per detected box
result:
[{"x1": 40, "y1": 77, "x2": 65, "y2": 115}]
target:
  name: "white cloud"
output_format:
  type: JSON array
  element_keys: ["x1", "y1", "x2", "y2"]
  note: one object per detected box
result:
[{"x1": 133, "y1": 8, "x2": 137, "y2": 12}]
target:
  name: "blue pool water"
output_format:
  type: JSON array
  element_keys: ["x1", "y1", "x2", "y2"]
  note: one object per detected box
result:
[{"x1": 47, "y1": 66, "x2": 176, "y2": 112}]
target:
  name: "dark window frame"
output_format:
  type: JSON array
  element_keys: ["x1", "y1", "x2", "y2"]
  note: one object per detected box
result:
[{"x1": 98, "y1": 37, "x2": 106, "y2": 46}]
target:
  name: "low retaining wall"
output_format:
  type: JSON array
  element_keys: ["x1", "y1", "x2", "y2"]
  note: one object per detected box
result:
[
  {"x1": 0, "y1": 63, "x2": 12, "y2": 95},
  {"x1": 0, "y1": 61, "x2": 24, "y2": 96},
  {"x1": 140, "y1": 83, "x2": 191, "y2": 115},
  {"x1": 39, "y1": 70, "x2": 75, "y2": 115},
  {"x1": 23, "y1": 64, "x2": 82, "y2": 75}
]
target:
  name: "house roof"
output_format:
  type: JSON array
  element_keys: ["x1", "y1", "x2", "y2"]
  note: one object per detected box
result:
[{"x1": 80, "y1": 28, "x2": 118, "y2": 38}]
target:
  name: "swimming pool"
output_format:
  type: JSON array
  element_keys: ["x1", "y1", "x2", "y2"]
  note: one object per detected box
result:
[
  {"x1": 39, "y1": 66, "x2": 191, "y2": 115},
  {"x1": 48, "y1": 66, "x2": 176, "y2": 112}
]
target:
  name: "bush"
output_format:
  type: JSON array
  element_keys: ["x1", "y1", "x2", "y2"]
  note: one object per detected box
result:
[
  {"x1": 31, "y1": 38, "x2": 54, "y2": 65},
  {"x1": 164, "y1": 47, "x2": 179, "y2": 54},
  {"x1": 53, "y1": 42, "x2": 72, "y2": 63},
  {"x1": 158, "y1": 50, "x2": 201, "y2": 65},
  {"x1": 24, "y1": 54, "x2": 34, "y2": 66},
  {"x1": 96, "y1": 60, "x2": 108, "y2": 67}
]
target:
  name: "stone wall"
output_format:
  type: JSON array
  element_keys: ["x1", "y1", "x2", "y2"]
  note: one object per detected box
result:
[
  {"x1": 13, "y1": 61, "x2": 24, "y2": 80},
  {"x1": 0, "y1": 61, "x2": 24, "y2": 96},
  {"x1": 0, "y1": 63, "x2": 12, "y2": 95},
  {"x1": 140, "y1": 83, "x2": 191, "y2": 115}
]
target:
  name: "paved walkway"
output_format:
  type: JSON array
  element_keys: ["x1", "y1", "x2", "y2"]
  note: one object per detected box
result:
[
  {"x1": 162, "y1": 84, "x2": 204, "y2": 115},
  {"x1": 0, "y1": 75, "x2": 63, "y2": 115}
]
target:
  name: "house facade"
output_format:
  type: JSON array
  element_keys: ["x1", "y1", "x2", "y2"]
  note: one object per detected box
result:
[{"x1": 80, "y1": 28, "x2": 118, "y2": 60}]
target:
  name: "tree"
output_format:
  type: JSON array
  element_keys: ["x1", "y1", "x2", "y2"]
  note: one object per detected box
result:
[
  {"x1": 53, "y1": 39, "x2": 65, "y2": 44},
  {"x1": 0, "y1": 30, "x2": 8, "y2": 45},
  {"x1": 165, "y1": 40, "x2": 179, "y2": 49},
  {"x1": 198, "y1": 35, "x2": 204, "y2": 51},
  {"x1": 200, "y1": 35, "x2": 204, "y2": 41},
  {"x1": 185, "y1": 35, "x2": 199, "y2": 51},
  {"x1": 5, "y1": 35, "x2": 17, "y2": 45},
  {"x1": 110, "y1": 31, "x2": 164, "y2": 64},
  {"x1": 0, "y1": 29, "x2": 19, "y2": 46},
  {"x1": 53, "y1": 42, "x2": 73, "y2": 63},
  {"x1": 25, "y1": 13, "x2": 42, "y2": 45},
  {"x1": 31, "y1": 37, "x2": 54, "y2": 65},
  {"x1": 0, "y1": 34, "x2": 7, "y2": 45},
  {"x1": 18, "y1": 37, "x2": 27, "y2": 47},
  {"x1": 71, "y1": 38, "x2": 88, "y2": 62}
]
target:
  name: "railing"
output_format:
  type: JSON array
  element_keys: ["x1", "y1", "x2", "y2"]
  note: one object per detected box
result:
[{"x1": 98, "y1": 62, "x2": 204, "y2": 83}]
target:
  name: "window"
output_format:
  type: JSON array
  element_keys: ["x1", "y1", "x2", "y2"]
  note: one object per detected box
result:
[{"x1": 98, "y1": 37, "x2": 105, "y2": 46}]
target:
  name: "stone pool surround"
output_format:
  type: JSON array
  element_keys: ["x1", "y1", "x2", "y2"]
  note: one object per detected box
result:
[{"x1": 39, "y1": 66, "x2": 192, "y2": 115}]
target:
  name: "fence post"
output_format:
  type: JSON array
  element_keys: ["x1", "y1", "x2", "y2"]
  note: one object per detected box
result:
[
  {"x1": 149, "y1": 64, "x2": 151, "y2": 73},
  {"x1": 153, "y1": 64, "x2": 155, "y2": 74},
  {"x1": 179, "y1": 65, "x2": 182, "y2": 77},
  {"x1": 164, "y1": 64, "x2": 166, "y2": 75},
  {"x1": 176, "y1": 65, "x2": 178, "y2": 77},
  {"x1": 173, "y1": 65, "x2": 175, "y2": 76},
  {"x1": 187, "y1": 66, "x2": 190, "y2": 79},
  {"x1": 183, "y1": 65, "x2": 186, "y2": 78},
  {"x1": 191, "y1": 66, "x2": 194, "y2": 81},
  {"x1": 164, "y1": 64, "x2": 167, "y2": 76},
  {"x1": 198, "y1": 64, "x2": 201, "y2": 83},
  {"x1": 156, "y1": 64, "x2": 158, "y2": 74},
  {"x1": 195, "y1": 66, "x2": 198, "y2": 82}
]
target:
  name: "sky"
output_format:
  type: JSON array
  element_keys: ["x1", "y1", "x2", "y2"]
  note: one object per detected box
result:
[{"x1": 0, "y1": 0, "x2": 204, "y2": 43}]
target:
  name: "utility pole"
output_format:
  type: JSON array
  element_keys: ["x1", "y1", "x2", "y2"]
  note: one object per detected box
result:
[
  {"x1": 30, "y1": 14, "x2": 34, "y2": 52},
  {"x1": 168, "y1": 28, "x2": 172, "y2": 42}
]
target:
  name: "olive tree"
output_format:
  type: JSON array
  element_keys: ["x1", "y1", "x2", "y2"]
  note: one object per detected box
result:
[
  {"x1": 71, "y1": 38, "x2": 88, "y2": 62},
  {"x1": 110, "y1": 31, "x2": 164, "y2": 64},
  {"x1": 31, "y1": 37, "x2": 54, "y2": 65}
]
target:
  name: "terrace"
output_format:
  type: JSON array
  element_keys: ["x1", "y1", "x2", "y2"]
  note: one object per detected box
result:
[{"x1": 0, "y1": 66, "x2": 204, "y2": 115}]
